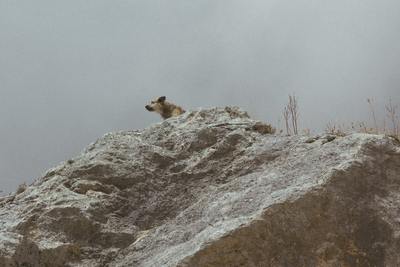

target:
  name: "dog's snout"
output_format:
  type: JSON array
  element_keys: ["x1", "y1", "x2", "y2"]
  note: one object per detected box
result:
[{"x1": 145, "y1": 105, "x2": 153, "y2": 111}]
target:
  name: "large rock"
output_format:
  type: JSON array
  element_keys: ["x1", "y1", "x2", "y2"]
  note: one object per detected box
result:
[{"x1": 0, "y1": 107, "x2": 399, "y2": 267}]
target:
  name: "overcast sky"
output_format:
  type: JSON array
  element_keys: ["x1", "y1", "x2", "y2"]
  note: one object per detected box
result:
[{"x1": 1, "y1": 0, "x2": 399, "y2": 195}]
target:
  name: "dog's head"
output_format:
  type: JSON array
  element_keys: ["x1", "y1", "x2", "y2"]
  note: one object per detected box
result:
[{"x1": 145, "y1": 96, "x2": 166, "y2": 113}]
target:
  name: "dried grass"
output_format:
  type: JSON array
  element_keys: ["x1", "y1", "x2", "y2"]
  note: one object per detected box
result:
[{"x1": 324, "y1": 98, "x2": 399, "y2": 139}]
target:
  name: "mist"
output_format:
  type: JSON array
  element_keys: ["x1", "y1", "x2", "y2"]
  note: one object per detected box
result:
[{"x1": 1, "y1": 0, "x2": 399, "y2": 194}]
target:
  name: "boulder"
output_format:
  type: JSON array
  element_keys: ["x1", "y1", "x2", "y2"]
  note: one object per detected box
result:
[{"x1": 0, "y1": 107, "x2": 399, "y2": 267}]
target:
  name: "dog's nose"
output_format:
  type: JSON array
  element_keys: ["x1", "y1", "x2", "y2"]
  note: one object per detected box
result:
[{"x1": 145, "y1": 105, "x2": 152, "y2": 111}]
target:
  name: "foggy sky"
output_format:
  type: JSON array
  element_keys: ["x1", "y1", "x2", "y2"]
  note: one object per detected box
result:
[{"x1": 1, "y1": 0, "x2": 400, "y2": 195}]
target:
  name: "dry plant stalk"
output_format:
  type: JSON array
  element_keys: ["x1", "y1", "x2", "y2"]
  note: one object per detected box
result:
[
  {"x1": 283, "y1": 106, "x2": 291, "y2": 135},
  {"x1": 289, "y1": 95, "x2": 299, "y2": 134},
  {"x1": 386, "y1": 99, "x2": 399, "y2": 137},
  {"x1": 283, "y1": 94, "x2": 299, "y2": 135},
  {"x1": 367, "y1": 98, "x2": 379, "y2": 132}
]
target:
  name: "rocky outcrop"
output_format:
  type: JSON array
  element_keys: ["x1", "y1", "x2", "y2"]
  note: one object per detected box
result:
[{"x1": 0, "y1": 107, "x2": 399, "y2": 267}]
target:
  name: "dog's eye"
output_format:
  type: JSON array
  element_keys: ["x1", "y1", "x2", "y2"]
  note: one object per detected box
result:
[{"x1": 151, "y1": 101, "x2": 155, "y2": 104}]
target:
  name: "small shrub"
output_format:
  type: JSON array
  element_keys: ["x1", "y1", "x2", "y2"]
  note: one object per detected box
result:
[
  {"x1": 16, "y1": 183, "x2": 27, "y2": 195},
  {"x1": 251, "y1": 122, "x2": 276, "y2": 135},
  {"x1": 325, "y1": 123, "x2": 347, "y2": 137}
]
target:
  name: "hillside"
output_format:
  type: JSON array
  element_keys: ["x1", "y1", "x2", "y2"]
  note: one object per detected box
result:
[{"x1": 1, "y1": 107, "x2": 400, "y2": 267}]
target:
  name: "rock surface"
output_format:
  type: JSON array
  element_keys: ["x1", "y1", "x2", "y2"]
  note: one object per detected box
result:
[{"x1": 0, "y1": 107, "x2": 400, "y2": 267}]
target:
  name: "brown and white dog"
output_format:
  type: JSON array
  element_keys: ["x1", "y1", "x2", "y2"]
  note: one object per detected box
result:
[{"x1": 145, "y1": 96, "x2": 185, "y2": 119}]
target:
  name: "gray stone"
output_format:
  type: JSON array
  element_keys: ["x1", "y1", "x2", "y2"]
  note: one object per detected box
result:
[{"x1": 0, "y1": 107, "x2": 399, "y2": 267}]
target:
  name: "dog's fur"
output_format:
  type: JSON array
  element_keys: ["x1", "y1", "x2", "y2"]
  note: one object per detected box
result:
[{"x1": 145, "y1": 96, "x2": 185, "y2": 119}]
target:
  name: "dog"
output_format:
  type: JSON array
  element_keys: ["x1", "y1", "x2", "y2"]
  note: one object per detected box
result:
[{"x1": 145, "y1": 96, "x2": 185, "y2": 119}]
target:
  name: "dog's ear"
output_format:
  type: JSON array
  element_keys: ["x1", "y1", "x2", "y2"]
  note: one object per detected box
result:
[{"x1": 157, "y1": 96, "x2": 166, "y2": 102}]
